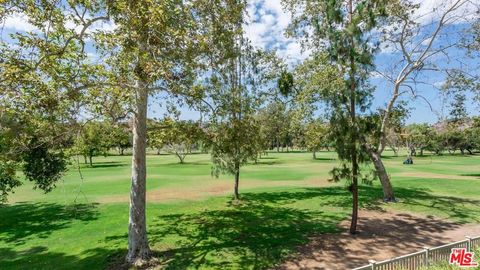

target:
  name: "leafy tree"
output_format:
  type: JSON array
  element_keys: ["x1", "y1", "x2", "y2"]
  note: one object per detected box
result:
[
  {"x1": 405, "y1": 124, "x2": 435, "y2": 156},
  {"x1": 257, "y1": 102, "x2": 291, "y2": 152},
  {"x1": 199, "y1": 1, "x2": 282, "y2": 200},
  {"x1": 305, "y1": 119, "x2": 329, "y2": 159},
  {"x1": 449, "y1": 92, "x2": 468, "y2": 122},
  {"x1": 74, "y1": 122, "x2": 110, "y2": 166},
  {"x1": 149, "y1": 118, "x2": 205, "y2": 163},
  {"x1": 2, "y1": 0, "x2": 218, "y2": 263},
  {"x1": 108, "y1": 123, "x2": 132, "y2": 156},
  {"x1": 284, "y1": 0, "x2": 389, "y2": 233}
]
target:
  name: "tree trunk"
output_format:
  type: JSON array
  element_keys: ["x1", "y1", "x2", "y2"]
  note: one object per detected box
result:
[
  {"x1": 89, "y1": 155, "x2": 93, "y2": 167},
  {"x1": 126, "y1": 83, "x2": 151, "y2": 264},
  {"x1": 368, "y1": 149, "x2": 395, "y2": 202},
  {"x1": 84, "y1": 155, "x2": 87, "y2": 164},
  {"x1": 233, "y1": 163, "x2": 240, "y2": 200},
  {"x1": 121, "y1": 148, "x2": 125, "y2": 156},
  {"x1": 420, "y1": 148, "x2": 424, "y2": 156},
  {"x1": 313, "y1": 151, "x2": 316, "y2": 160},
  {"x1": 177, "y1": 153, "x2": 184, "y2": 164},
  {"x1": 348, "y1": 0, "x2": 358, "y2": 234}
]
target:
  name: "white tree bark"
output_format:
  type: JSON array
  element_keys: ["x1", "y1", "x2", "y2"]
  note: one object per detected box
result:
[{"x1": 126, "y1": 81, "x2": 151, "y2": 264}]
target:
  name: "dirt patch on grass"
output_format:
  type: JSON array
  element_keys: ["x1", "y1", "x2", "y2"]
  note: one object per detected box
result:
[
  {"x1": 276, "y1": 210, "x2": 480, "y2": 270},
  {"x1": 395, "y1": 172, "x2": 478, "y2": 180},
  {"x1": 97, "y1": 177, "x2": 333, "y2": 204}
]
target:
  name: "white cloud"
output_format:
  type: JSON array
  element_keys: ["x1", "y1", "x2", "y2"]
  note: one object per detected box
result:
[
  {"x1": 2, "y1": 12, "x2": 38, "y2": 32},
  {"x1": 412, "y1": 0, "x2": 478, "y2": 25},
  {"x1": 244, "y1": 0, "x2": 308, "y2": 66}
]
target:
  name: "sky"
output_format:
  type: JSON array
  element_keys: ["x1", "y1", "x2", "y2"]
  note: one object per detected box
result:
[{"x1": 2, "y1": 0, "x2": 479, "y2": 124}]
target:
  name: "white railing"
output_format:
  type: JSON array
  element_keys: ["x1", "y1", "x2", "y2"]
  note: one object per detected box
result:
[{"x1": 352, "y1": 235, "x2": 480, "y2": 270}]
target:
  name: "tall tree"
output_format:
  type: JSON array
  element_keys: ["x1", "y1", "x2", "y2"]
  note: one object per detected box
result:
[
  {"x1": 2, "y1": 0, "x2": 214, "y2": 264},
  {"x1": 198, "y1": 1, "x2": 283, "y2": 200},
  {"x1": 449, "y1": 92, "x2": 468, "y2": 122},
  {"x1": 368, "y1": 0, "x2": 476, "y2": 201},
  {"x1": 284, "y1": 0, "x2": 389, "y2": 233}
]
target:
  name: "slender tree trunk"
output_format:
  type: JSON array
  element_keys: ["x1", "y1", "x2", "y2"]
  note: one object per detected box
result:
[
  {"x1": 121, "y1": 148, "x2": 125, "y2": 156},
  {"x1": 313, "y1": 151, "x2": 316, "y2": 160},
  {"x1": 126, "y1": 83, "x2": 151, "y2": 264},
  {"x1": 84, "y1": 155, "x2": 87, "y2": 164},
  {"x1": 177, "y1": 153, "x2": 184, "y2": 164},
  {"x1": 89, "y1": 155, "x2": 93, "y2": 167},
  {"x1": 234, "y1": 163, "x2": 240, "y2": 200},
  {"x1": 368, "y1": 149, "x2": 395, "y2": 201},
  {"x1": 348, "y1": 0, "x2": 358, "y2": 235}
]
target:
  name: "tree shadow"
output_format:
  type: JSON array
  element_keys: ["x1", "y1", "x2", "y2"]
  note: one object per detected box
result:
[
  {"x1": 80, "y1": 161, "x2": 126, "y2": 168},
  {"x1": 253, "y1": 160, "x2": 283, "y2": 165},
  {"x1": 145, "y1": 188, "x2": 364, "y2": 269},
  {"x1": 460, "y1": 173, "x2": 480, "y2": 178},
  {"x1": 95, "y1": 187, "x2": 363, "y2": 269},
  {"x1": 258, "y1": 156, "x2": 278, "y2": 160},
  {"x1": 0, "y1": 246, "x2": 123, "y2": 270},
  {"x1": 92, "y1": 163, "x2": 126, "y2": 168},
  {"x1": 0, "y1": 202, "x2": 99, "y2": 245},
  {"x1": 279, "y1": 211, "x2": 468, "y2": 269},
  {"x1": 312, "y1": 157, "x2": 336, "y2": 161},
  {"x1": 391, "y1": 186, "x2": 480, "y2": 224},
  {"x1": 163, "y1": 161, "x2": 210, "y2": 166},
  {"x1": 146, "y1": 186, "x2": 480, "y2": 269}
]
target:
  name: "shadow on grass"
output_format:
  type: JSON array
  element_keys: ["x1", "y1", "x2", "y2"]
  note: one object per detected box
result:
[
  {"x1": 151, "y1": 202, "x2": 342, "y2": 268},
  {"x1": 392, "y1": 186, "x2": 480, "y2": 224},
  {"x1": 313, "y1": 157, "x2": 336, "y2": 161},
  {"x1": 0, "y1": 246, "x2": 124, "y2": 270},
  {"x1": 2, "y1": 186, "x2": 478, "y2": 270},
  {"x1": 136, "y1": 186, "x2": 480, "y2": 269},
  {"x1": 0, "y1": 202, "x2": 99, "y2": 245},
  {"x1": 80, "y1": 161, "x2": 126, "y2": 168},
  {"x1": 460, "y1": 173, "x2": 480, "y2": 178},
  {"x1": 142, "y1": 187, "x2": 385, "y2": 269},
  {"x1": 163, "y1": 161, "x2": 210, "y2": 166}
]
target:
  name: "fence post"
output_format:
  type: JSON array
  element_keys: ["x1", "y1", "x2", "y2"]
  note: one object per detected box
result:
[
  {"x1": 424, "y1": 247, "x2": 430, "y2": 266},
  {"x1": 369, "y1": 260, "x2": 376, "y2": 270},
  {"x1": 466, "y1": 236, "x2": 472, "y2": 252}
]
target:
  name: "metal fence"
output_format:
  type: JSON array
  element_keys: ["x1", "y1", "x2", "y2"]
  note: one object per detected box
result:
[{"x1": 352, "y1": 235, "x2": 480, "y2": 270}]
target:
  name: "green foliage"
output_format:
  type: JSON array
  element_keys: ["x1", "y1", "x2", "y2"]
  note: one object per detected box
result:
[
  {"x1": 257, "y1": 102, "x2": 292, "y2": 151},
  {"x1": 449, "y1": 92, "x2": 468, "y2": 122},
  {"x1": 107, "y1": 124, "x2": 132, "y2": 155},
  {"x1": 148, "y1": 118, "x2": 206, "y2": 163},
  {"x1": 0, "y1": 162, "x2": 21, "y2": 203},
  {"x1": 22, "y1": 140, "x2": 68, "y2": 192},
  {"x1": 278, "y1": 71, "x2": 295, "y2": 97},
  {"x1": 305, "y1": 119, "x2": 329, "y2": 154},
  {"x1": 211, "y1": 116, "x2": 261, "y2": 176},
  {"x1": 405, "y1": 123, "x2": 435, "y2": 155},
  {"x1": 74, "y1": 122, "x2": 111, "y2": 166}
]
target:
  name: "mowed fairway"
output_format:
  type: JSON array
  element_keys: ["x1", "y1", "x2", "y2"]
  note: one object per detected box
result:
[{"x1": 1, "y1": 151, "x2": 479, "y2": 269}]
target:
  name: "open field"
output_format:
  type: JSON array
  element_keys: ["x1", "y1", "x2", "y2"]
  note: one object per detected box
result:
[{"x1": 1, "y1": 151, "x2": 480, "y2": 269}]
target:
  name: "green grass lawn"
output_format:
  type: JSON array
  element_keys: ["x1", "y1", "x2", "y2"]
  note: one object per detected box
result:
[{"x1": 1, "y1": 151, "x2": 479, "y2": 269}]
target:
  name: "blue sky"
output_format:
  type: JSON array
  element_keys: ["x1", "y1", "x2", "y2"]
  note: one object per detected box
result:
[{"x1": 2, "y1": 0, "x2": 479, "y2": 124}]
